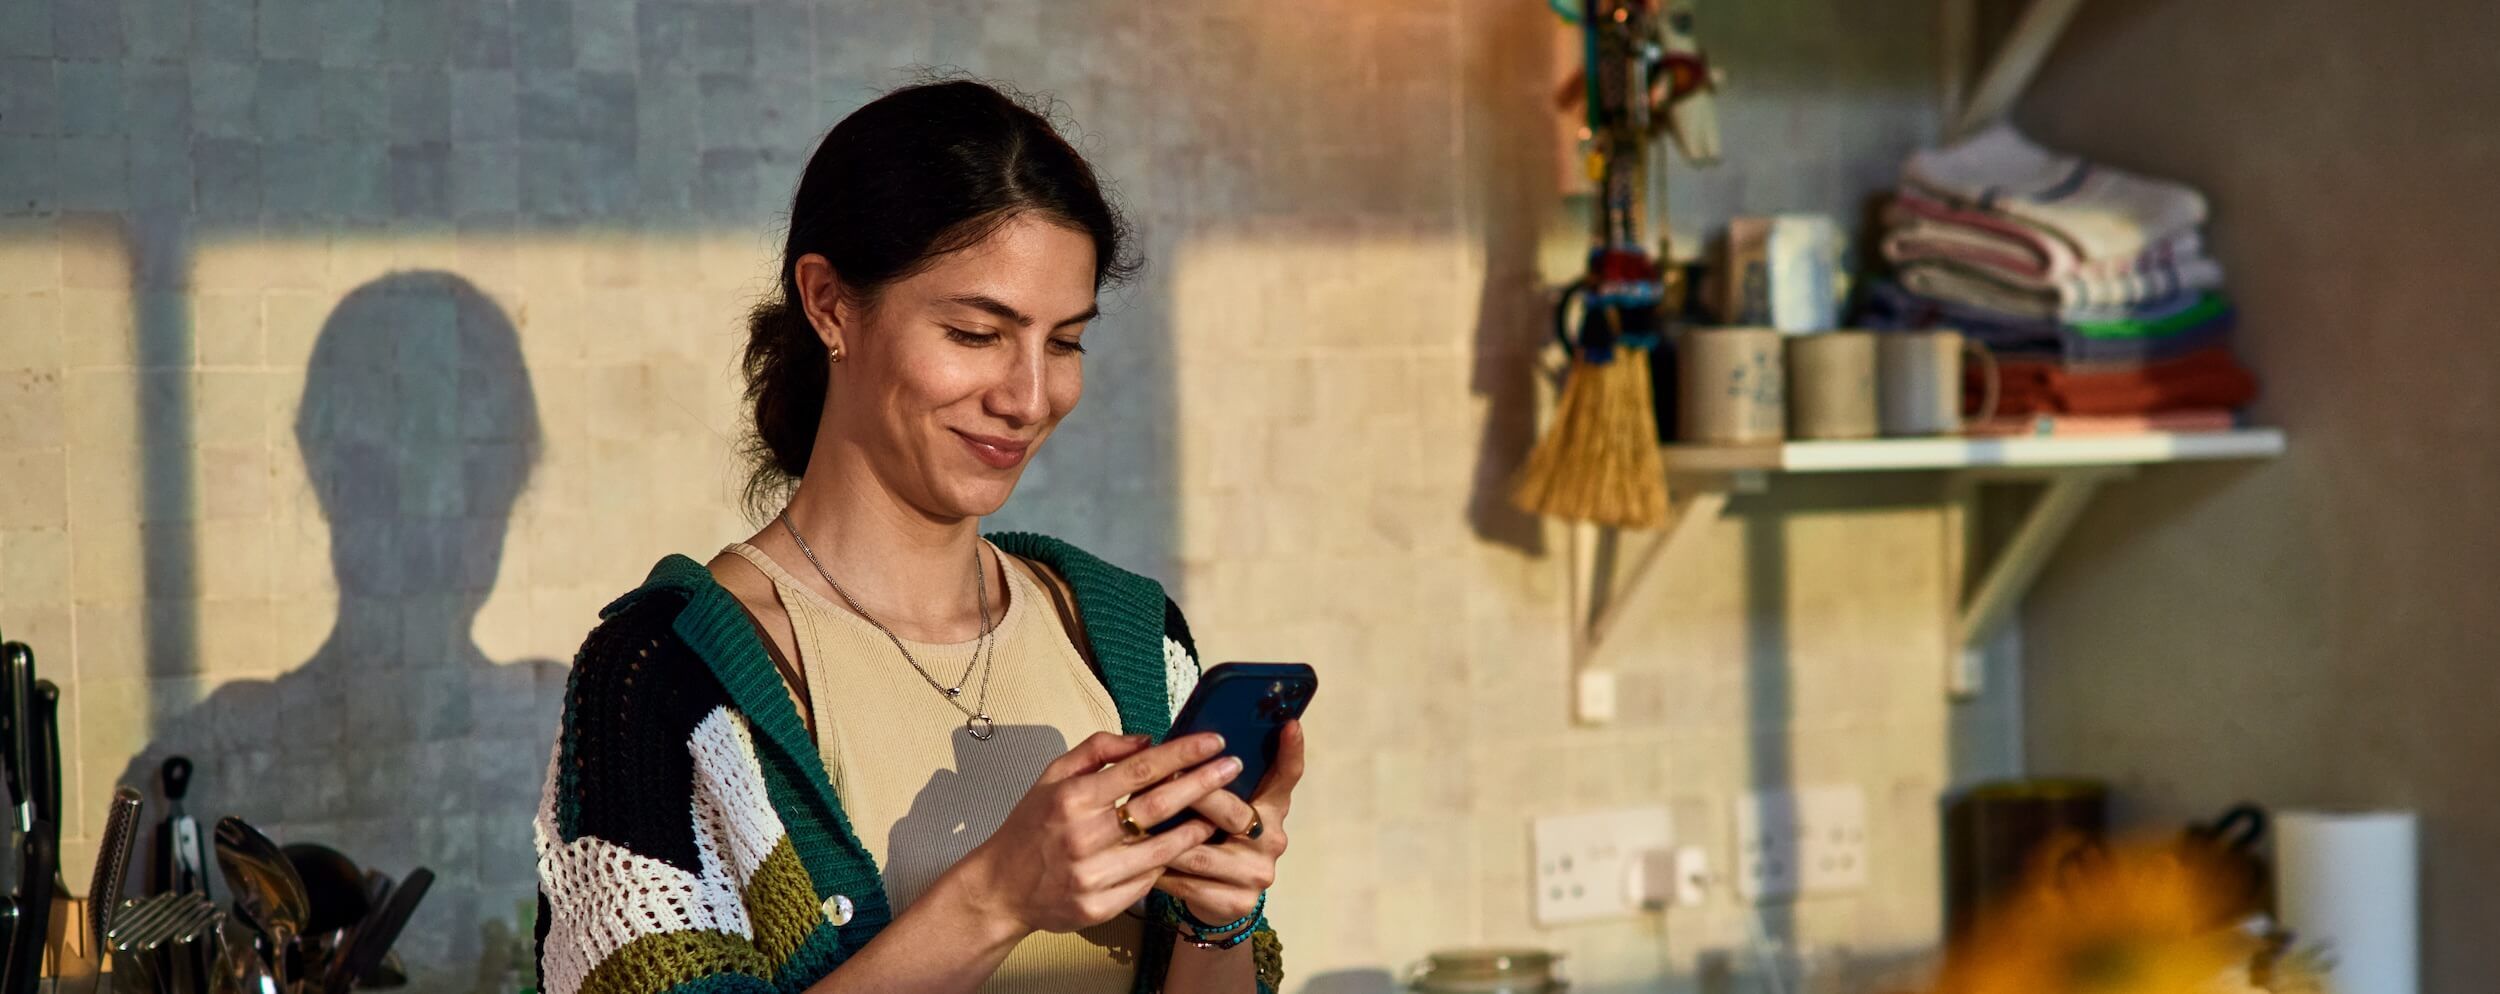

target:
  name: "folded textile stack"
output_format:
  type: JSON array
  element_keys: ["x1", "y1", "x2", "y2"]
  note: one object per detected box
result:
[{"x1": 1861, "y1": 125, "x2": 2259, "y2": 429}]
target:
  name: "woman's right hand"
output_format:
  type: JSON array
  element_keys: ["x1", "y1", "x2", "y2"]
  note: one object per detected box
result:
[{"x1": 952, "y1": 730, "x2": 1237, "y2": 935}]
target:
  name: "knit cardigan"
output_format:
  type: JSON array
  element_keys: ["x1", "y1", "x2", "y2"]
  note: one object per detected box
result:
[{"x1": 532, "y1": 532, "x2": 1283, "y2": 994}]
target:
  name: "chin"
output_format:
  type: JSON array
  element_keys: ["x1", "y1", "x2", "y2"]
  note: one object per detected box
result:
[{"x1": 933, "y1": 475, "x2": 1022, "y2": 519}]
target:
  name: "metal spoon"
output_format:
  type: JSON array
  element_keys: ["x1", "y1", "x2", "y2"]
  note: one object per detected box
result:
[
  {"x1": 213, "y1": 818, "x2": 309, "y2": 994},
  {"x1": 218, "y1": 914, "x2": 279, "y2": 994}
]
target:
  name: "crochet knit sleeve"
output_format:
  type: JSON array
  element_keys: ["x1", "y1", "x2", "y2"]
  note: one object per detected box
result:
[
  {"x1": 535, "y1": 595, "x2": 822, "y2": 994},
  {"x1": 1159, "y1": 597, "x2": 1285, "y2": 994}
]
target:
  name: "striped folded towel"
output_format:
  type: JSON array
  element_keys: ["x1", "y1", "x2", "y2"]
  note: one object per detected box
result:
[
  {"x1": 1905, "y1": 124, "x2": 2207, "y2": 263},
  {"x1": 1862, "y1": 281, "x2": 2235, "y2": 366},
  {"x1": 1895, "y1": 257, "x2": 2229, "y2": 327},
  {"x1": 1883, "y1": 198, "x2": 2222, "y2": 316}
]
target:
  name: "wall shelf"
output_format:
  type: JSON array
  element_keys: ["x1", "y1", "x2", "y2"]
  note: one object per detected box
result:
[
  {"x1": 1568, "y1": 429, "x2": 2286, "y2": 698},
  {"x1": 1658, "y1": 429, "x2": 2287, "y2": 475}
]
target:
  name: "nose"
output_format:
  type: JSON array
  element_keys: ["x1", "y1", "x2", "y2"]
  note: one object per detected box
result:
[{"x1": 985, "y1": 340, "x2": 1051, "y2": 427}]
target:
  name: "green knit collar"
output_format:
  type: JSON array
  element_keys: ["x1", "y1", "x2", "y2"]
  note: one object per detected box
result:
[{"x1": 617, "y1": 532, "x2": 1175, "y2": 930}]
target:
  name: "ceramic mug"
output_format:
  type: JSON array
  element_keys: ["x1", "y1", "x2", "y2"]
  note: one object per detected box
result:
[
  {"x1": 1785, "y1": 331, "x2": 1879, "y2": 440},
  {"x1": 1678, "y1": 327, "x2": 1785, "y2": 444},
  {"x1": 1404, "y1": 947, "x2": 1568, "y2": 993},
  {"x1": 1877, "y1": 329, "x2": 1999, "y2": 436}
]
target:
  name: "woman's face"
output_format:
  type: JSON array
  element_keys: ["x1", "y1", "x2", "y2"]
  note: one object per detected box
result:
[{"x1": 807, "y1": 213, "x2": 1098, "y2": 520}]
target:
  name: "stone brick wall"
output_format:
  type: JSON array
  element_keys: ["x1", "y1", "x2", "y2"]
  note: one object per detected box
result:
[{"x1": 0, "y1": 3, "x2": 1998, "y2": 992}]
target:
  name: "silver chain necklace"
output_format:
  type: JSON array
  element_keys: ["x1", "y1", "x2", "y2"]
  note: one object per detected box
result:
[{"x1": 778, "y1": 513, "x2": 1001, "y2": 742}]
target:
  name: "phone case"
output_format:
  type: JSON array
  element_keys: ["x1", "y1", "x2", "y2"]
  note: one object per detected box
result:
[{"x1": 1150, "y1": 662, "x2": 1316, "y2": 835}]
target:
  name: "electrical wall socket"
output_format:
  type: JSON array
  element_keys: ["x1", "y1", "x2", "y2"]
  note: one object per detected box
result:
[
  {"x1": 1531, "y1": 806, "x2": 1672, "y2": 925},
  {"x1": 1734, "y1": 785, "x2": 1868, "y2": 902}
]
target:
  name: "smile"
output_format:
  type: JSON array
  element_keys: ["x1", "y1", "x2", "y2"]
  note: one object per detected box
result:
[{"x1": 953, "y1": 430, "x2": 1031, "y2": 469}]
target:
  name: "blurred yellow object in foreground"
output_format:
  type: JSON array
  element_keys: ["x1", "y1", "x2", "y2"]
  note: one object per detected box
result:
[{"x1": 1934, "y1": 835, "x2": 2327, "y2": 994}]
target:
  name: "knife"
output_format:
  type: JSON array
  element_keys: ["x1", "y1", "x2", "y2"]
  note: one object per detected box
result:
[
  {"x1": 325, "y1": 868, "x2": 429, "y2": 994},
  {"x1": 0, "y1": 644, "x2": 59, "y2": 994}
]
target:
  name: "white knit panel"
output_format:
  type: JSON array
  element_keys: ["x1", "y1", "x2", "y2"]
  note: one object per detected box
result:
[
  {"x1": 1164, "y1": 636, "x2": 1200, "y2": 723},
  {"x1": 533, "y1": 708, "x2": 760, "y2": 994},
  {"x1": 688, "y1": 708, "x2": 791, "y2": 884}
]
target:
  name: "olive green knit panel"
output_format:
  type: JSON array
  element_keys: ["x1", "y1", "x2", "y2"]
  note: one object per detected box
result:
[
  {"x1": 740, "y1": 838, "x2": 821, "y2": 966},
  {"x1": 576, "y1": 930, "x2": 772, "y2": 994}
]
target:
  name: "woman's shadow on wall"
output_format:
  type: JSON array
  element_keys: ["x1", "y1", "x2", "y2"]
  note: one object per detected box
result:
[
  {"x1": 116, "y1": 271, "x2": 568, "y2": 992},
  {"x1": 884, "y1": 724, "x2": 1142, "y2": 967}
]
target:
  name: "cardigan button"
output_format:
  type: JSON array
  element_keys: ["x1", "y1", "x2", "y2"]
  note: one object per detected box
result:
[{"x1": 822, "y1": 893, "x2": 854, "y2": 926}]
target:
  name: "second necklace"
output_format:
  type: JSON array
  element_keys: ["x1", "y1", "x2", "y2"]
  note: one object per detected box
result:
[{"x1": 778, "y1": 513, "x2": 1002, "y2": 742}]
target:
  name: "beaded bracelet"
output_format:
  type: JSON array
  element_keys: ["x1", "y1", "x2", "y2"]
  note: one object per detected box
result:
[{"x1": 1163, "y1": 892, "x2": 1266, "y2": 949}]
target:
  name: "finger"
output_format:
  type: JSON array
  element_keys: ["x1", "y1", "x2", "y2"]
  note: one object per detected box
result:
[
  {"x1": 1186, "y1": 785, "x2": 1260, "y2": 837},
  {"x1": 1038, "y1": 731, "x2": 1149, "y2": 785},
  {"x1": 1167, "y1": 841, "x2": 1270, "y2": 887},
  {"x1": 1074, "y1": 732, "x2": 1227, "y2": 806},
  {"x1": 1092, "y1": 818, "x2": 1219, "y2": 883},
  {"x1": 1246, "y1": 798, "x2": 1288, "y2": 854},
  {"x1": 1117, "y1": 753, "x2": 1243, "y2": 829},
  {"x1": 1250, "y1": 720, "x2": 1306, "y2": 811},
  {"x1": 1094, "y1": 864, "x2": 1170, "y2": 919}
]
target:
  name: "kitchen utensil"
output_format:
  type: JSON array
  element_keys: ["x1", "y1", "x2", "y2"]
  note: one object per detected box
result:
[
  {"x1": 111, "y1": 935, "x2": 162, "y2": 994},
  {"x1": 280, "y1": 845, "x2": 370, "y2": 936},
  {"x1": 325, "y1": 868, "x2": 428, "y2": 994},
  {"x1": 106, "y1": 897, "x2": 166, "y2": 994},
  {"x1": 161, "y1": 896, "x2": 221, "y2": 994},
  {"x1": 154, "y1": 758, "x2": 211, "y2": 901},
  {"x1": 209, "y1": 932, "x2": 245, "y2": 994},
  {"x1": 360, "y1": 952, "x2": 405, "y2": 990},
  {"x1": 217, "y1": 914, "x2": 278, "y2": 994},
  {"x1": 109, "y1": 892, "x2": 219, "y2": 994},
  {"x1": 92, "y1": 787, "x2": 145, "y2": 954},
  {"x1": 213, "y1": 818, "x2": 308, "y2": 994},
  {"x1": 1404, "y1": 947, "x2": 1568, "y2": 993},
  {"x1": 0, "y1": 641, "x2": 61, "y2": 994}
]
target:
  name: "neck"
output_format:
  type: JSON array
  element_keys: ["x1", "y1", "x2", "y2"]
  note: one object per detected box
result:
[{"x1": 764, "y1": 437, "x2": 1000, "y2": 642}]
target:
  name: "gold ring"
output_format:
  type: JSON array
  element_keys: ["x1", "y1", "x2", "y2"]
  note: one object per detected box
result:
[
  {"x1": 1240, "y1": 811, "x2": 1264, "y2": 841},
  {"x1": 1115, "y1": 802, "x2": 1147, "y2": 842}
]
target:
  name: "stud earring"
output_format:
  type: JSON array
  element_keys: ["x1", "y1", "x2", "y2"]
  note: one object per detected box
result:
[{"x1": 828, "y1": 343, "x2": 843, "y2": 363}]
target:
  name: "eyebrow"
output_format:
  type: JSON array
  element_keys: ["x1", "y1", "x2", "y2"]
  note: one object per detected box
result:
[{"x1": 941, "y1": 293, "x2": 1099, "y2": 331}]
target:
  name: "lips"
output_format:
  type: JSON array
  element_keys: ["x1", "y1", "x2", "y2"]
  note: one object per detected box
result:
[{"x1": 953, "y1": 429, "x2": 1031, "y2": 469}]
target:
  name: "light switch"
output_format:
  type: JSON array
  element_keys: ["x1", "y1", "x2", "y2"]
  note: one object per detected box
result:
[{"x1": 1574, "y1": 669, "x2": 1617, "y2": 725}]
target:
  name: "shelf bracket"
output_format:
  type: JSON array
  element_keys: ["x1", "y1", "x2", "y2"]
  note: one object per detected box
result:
[
  {"x1": 1948, "y1": 466, "x2": 2128, "y2": 695},
  {"x1": 1572, "y1": 488, "x2": 1733, "y2": 667},
  {"x1": 1948, "y1": 0, "x2": 2088, "y2": 140}
]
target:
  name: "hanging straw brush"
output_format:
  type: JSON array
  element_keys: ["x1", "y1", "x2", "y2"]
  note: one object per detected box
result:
[
  {"x1": 1509, "y1": 282, "x2": 1669, "y2": 530},
  {"x1": 1511, "y1": 0, "x2": 1683, "y2": 531}
]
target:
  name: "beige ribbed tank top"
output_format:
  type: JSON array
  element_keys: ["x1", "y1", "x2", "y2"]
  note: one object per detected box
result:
[{"x1": 719, "y1": 542, "x2": 1143, "y2": 994}]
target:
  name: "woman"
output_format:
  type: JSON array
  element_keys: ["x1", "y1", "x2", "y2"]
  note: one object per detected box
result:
[{"x1": 533, "y1": 80, "x2": 1295, "y2": 994}]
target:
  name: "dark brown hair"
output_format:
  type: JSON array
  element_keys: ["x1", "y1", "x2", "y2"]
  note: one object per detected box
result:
[{"x1": 739, "y1": 77, "x2": 1139, "y2": 515}]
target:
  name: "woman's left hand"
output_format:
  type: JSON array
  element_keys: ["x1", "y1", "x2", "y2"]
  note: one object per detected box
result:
[{"x1": 1156, "y1": 720, "x2": 1303, "y2": 923}]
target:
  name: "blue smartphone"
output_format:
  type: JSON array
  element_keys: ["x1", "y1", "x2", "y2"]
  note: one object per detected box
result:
[{"x1": 1150, "y1": 662, "x2": 1316, "y2": 835}]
